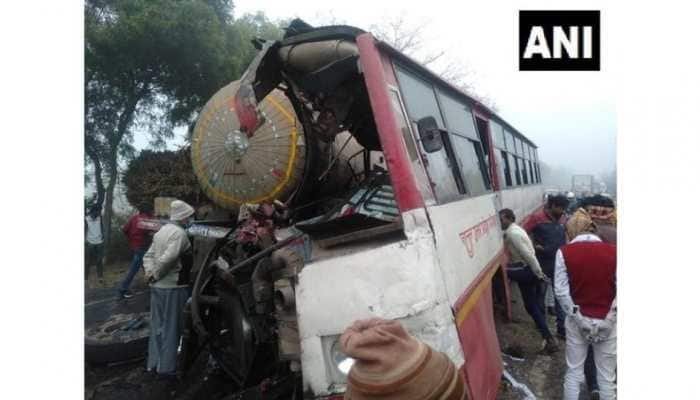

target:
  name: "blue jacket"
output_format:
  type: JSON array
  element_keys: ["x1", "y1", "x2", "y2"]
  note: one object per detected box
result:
[{"x1": 523, "y1": 209, "x2": 567, "y2": 276}]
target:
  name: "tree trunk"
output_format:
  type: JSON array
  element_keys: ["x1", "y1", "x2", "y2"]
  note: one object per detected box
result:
[
  {"x1": 101, "y1": 88, "x2": 144, "y2": 257},
  {"x1": 85, "y1": 141, "x2": 105, "y2": 209},
  {"x1": 102, "y1": 153, "x2": 119, "y2": 253}
]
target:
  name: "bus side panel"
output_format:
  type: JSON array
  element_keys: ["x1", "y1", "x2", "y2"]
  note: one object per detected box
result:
[
  {"x1": 425, "y1": 194, "x2": 504, "y2": 399},
  {"x1": 296, "y1": 234, "x2": 464, "y2": 397},
  {"x1": 456, "y1": 269, "x2": 503, "y2": 400},
  {"x1": 500, "y1": 185, "x2": 545, "y2": 220},
  {"x1": 426, "y1": 194, "x2": 502, "y2": 303}
]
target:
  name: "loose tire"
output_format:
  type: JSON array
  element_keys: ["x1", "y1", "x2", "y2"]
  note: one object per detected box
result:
[{"x1": 85, "y1": 312, "x2": 150, "y2": 365}]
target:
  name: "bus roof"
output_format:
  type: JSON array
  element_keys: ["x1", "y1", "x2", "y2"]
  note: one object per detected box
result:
[{"x1": 375, "y1": 39, "x2": 538, "y2": 149}]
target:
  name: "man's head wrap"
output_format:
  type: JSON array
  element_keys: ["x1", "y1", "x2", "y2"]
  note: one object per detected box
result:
[
  {"x1": 566, "y1": 208, "x2": 597, "y2": 239},
  {"x1": 340, "y1": 318, "x2": 466, "y2": 400}
]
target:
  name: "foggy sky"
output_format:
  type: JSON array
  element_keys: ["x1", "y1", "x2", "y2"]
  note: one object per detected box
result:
[{"x1": 134, "y1": 0, "x2": 616, "y2": 176}]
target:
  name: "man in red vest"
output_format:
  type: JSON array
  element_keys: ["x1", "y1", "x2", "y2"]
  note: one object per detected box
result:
[{"x1": 555, "y1": 209, "x2": 617, "y2": 400}]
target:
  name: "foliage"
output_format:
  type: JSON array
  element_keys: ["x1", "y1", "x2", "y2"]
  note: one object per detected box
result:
[
  {"x1": 84, "y1": 0, "x2": 283, "y2": 248},
  {"x1": 367, "y1": 13, "x2": 498, "y2": 111},
  {"x1": 227, "y1": 12, "x2": 287, "y2": 84},
  {"x1": 122, "y1": 147, "x2": 203, "y2": 210}
]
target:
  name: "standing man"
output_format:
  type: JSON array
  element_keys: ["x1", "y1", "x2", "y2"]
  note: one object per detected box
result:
[
  {"x1": 500, "y1": 208, "x2": 558, "y2": 353},
  {"x1": 567, "y1": 195, "x2": 616, "y2": 399},
  {"x1": 85, "y1": 205, "x2": 105, "y2": 287},
  {"x1": 583, "y1": 195, "x2": 617, "y2": 245},
  {"x1": 144, "y1": 200, "x2": 194, "y2": 378},
  {"x1": 117, "y1": 204, "x2": 154, "y2": 299},
  {"x1": 524, "y1": 194, "x2": 569, "y2": 338},
  {"x1": 555, "y1": 209, "x2": 617, "y2": 400}
]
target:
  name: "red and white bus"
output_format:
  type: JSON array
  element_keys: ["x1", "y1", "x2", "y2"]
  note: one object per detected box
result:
[{"x1": 190, "y1": 19, "x2": 544, "y2": 400}]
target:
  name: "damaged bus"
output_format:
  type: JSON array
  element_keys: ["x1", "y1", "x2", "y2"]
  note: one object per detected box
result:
[{"x1": 184, "y1": 19, "x2": 544, "y2": 399}]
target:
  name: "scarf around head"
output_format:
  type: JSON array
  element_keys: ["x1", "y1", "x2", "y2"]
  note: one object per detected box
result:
[
  {"x1": 340, "y1": 318, "x2": 465, "y2": 400},
  {"x1": 587, "y1": 205, "x2": 617, "y2": 227},
  {"x1": 566, "y1": 208, "x2": 597, "y2": 240}
]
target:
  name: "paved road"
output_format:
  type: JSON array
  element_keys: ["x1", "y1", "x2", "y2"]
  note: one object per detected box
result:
[{"x1": 85, "y1": 283, "x2": 150, "y2": 327}]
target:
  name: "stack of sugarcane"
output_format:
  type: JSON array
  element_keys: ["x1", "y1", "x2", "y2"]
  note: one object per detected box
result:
[{"x1": 123, "y1": 147, "x2": 205, "y2": 211}]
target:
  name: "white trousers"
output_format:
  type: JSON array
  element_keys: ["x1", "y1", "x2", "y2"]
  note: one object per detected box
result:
[
  {"x1": 563, "y1": 315, "x2": 617, "y2": 400},
  {"x1": 545, "y1": 281, "x2": 555, "y2": 307}
]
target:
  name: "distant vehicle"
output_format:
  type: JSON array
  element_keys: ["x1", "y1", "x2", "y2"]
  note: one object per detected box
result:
[{"x1": 571, "y1": 174, "x2": 595, "y2": 197}]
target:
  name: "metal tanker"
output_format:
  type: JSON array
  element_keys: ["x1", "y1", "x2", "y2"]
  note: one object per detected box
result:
[{"x1": 191, "y1": 23, "x2": 383, "y2": 213}]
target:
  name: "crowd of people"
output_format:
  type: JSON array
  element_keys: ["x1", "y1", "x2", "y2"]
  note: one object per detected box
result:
[{"x1": 500, "y1": 193, "x2": 617, "y2": 400}]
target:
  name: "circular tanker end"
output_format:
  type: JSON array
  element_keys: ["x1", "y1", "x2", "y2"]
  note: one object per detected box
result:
[{"x1": 191, "y1": 80, "x2": 307, "y2": 210}]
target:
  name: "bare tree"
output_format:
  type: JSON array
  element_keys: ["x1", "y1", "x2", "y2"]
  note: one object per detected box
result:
[
  {"x1": 300, "y1": 11, "x2": 498, "y2": 110},
  {"x1": 368, "y1": 14, "x2": 497, "y2": 111}
]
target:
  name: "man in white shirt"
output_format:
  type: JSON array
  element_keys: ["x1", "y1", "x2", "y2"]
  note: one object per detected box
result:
[
  {"x1": 84, "y1": 205, "x2": 105, "y2": 286},
  {"x1": 144, "y1": 199, "x2": 195, "y2": 378},
  {"x1": 555, "y1": 209, "x2": 617, "y2": 400},
  {"x1": 500, "y1": 208, "x2": 558, "y2": 354}
]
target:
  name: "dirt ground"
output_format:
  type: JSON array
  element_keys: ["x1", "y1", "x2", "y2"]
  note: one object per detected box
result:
[
  {"x1": 85, "y1": 263, "x2": 603, "y2": 400},
  {"x1": 495, "y1": 283, "x2": 602, "y2": 400},
  {"x1": 85, "y1": 259, "x2": 142, "y2": 291},
  {"x1": 85, "y1": 262, "x2": 241, "y2": 400}
]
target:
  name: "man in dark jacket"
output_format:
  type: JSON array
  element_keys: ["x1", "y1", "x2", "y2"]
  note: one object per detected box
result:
[{"x1": 523, "y1": 194, "x2": 569, "y2": 338}]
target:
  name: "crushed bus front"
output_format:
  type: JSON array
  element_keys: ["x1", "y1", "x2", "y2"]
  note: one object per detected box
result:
[{"x1": 187, "y1": 18, "x2": 544, "y2": 399}]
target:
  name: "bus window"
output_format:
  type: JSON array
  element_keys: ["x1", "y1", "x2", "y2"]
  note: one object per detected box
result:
[
  {"x1": 473, "y1": 117, "x2": 493, "y2": 188},
  {"x1": 489, "y1": 120, "x2": 506, "y2": 149},
  {"x1": 435, "y1": 91, "x2": 479, "y2": 140},
  {"x1": 449, "y1": 134, "x2": 489, "y2": 196},
  {"x1": 529, "y1": 160, "x2": 535, "y2": 184},
  {"x1": 435, "y1": 90, "x2": 492, "y2": 194},
  {"x1": 388, "y1": 88, "x2": 436, "y2": 205},
  {"x1": 513, "y1": 154, "x2": 522, "y2": 185},
  {"x1": 521, "y1": 158, "x2": 529, "y2": 184},
  {"x1": 500, "y1": 150, "x2": 513, "y2": 187},
  {"x1": 495, "y1": 150, "x2": 509, "y2": 187},
  {"x1": 394, "y1": 66, "x2": 460, "y2": 203}
]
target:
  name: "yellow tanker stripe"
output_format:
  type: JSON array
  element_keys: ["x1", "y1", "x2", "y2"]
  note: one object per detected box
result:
[
  {"x1": 261, "y1": 95, "x2": 297, "y2": 201},
  {"x1": 455, "y1": 264, "x2": 500, "y2": 326},
  {"x1": 266, "y1": 95, "x2": 295, "y2": 122},
  {"x1": 192, "y1": 93, "x2": 299, "y2": 206}
]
